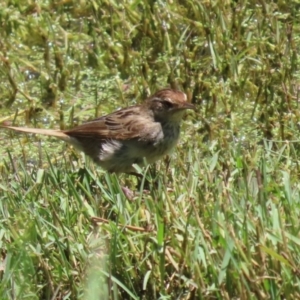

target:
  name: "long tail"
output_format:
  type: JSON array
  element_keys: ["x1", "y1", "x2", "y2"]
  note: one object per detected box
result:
[{"x1": 2, "y1": 126, "x2": 73, "y2": 143}]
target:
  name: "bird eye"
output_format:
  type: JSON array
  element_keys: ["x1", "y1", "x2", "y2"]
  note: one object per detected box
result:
[{"x1": 161, "y1": 99, "x2": 174, "y2": 109}]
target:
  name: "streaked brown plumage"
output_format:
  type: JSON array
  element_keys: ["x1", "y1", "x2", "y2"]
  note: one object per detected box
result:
[{"x1": 2, "y1": 88, "x2": 195, "y2": 173}]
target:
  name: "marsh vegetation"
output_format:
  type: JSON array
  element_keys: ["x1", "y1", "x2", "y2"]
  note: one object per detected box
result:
[{"x1": 0, "y1": 1, "x2": 300, "y2": 299}]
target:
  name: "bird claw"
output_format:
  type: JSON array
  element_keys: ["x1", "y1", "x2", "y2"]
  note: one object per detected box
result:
[{"x1": 121, "y1": 186, "x2": 135, "y2": 200}]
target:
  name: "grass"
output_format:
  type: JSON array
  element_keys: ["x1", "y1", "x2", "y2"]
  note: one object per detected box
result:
[{"x1": 1, "y1": 0, "x2": 300, "y2": 299}]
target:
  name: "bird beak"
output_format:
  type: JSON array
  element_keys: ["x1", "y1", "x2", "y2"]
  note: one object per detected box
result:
[{"x1": 181, "y1": 102, "x2": 196, "y2": 110}]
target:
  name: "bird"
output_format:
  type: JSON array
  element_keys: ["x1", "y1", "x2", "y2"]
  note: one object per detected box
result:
[{"x1": 2, "y1": 88, "x2": 195, "y2": 174}]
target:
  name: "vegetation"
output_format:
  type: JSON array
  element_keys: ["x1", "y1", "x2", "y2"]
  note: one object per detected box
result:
[{"x1": 1, "y1": 0, "x2": 300, "y2": 299}]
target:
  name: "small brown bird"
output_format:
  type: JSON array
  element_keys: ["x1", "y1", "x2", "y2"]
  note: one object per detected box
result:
[{"x1": 2, "y1": 88, "x2": 195, "y2": 173}]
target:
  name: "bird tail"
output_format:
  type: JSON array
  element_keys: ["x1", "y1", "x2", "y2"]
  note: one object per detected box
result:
[{"x1": 2, "y1": 126, "x2": 73, "y2": 143}]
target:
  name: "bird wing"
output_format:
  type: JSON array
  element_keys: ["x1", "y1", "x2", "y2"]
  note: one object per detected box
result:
[{"x1": 65, "y1": 106, "x2": 157, "y2": 141}]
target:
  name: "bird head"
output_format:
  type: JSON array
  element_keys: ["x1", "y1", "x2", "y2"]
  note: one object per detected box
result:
[{"x1": 145, "y1": 89, "x2": 195, "y2": 122}]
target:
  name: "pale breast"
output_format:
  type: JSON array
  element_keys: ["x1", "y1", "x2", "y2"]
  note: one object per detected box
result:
[{"x1": 146, "y1": 123, "x2": 180, "y2": 162}]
